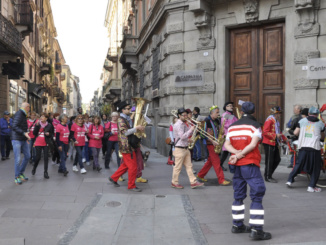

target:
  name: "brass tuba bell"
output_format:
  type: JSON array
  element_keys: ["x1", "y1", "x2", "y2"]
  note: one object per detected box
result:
[{"x1": 132, "y1": 97, "x2": 150, "y2": 138}]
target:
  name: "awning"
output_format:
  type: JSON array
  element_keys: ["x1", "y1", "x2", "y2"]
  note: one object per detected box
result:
[{"x1": 28, "y1": 83, "x2": 45, "y2": 99}]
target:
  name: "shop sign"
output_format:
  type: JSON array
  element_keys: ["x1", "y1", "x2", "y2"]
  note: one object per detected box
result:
[
  {"x1": 10, "y1": 80, "x2": 18, "y2": 93},
  {"x1": 307, "y1": 58, "x2": 326, "y2": 79},
  {"x1": 174, "y1": 69, "x2": 204, "y2": 87},
  {"x1": 18, "y1": 86, "x2": 27, "y2": 98}
]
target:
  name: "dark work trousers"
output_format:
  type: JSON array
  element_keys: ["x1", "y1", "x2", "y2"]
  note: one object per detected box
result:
[
  {"x1": 91, "y1": 148, "x2": 101, "y2": 168},
  {"x1": 287, "y1": 149, "x2": 322, "y2": 188},
  {"x1": 105, "y1": 141, "x2": 121, "y2": 168},
  {"x1": 73, "y1": 146, "x2": 84, "y2": 169},
  {"x1": 220, "y1": 150, "x2": 235, "y2": 173},
  {"x1": 263, "y1": 143, "x2": 281, "y2": 179},
  {"x1": 232, "y1": 164, "x2": 266, "y2": 230},
  {"x1": 102, "y1": 138, "x2": 107, "y2": 156},
  {"x1": 34, "y1": 146, "x2": 49, "y2": 172},
  {"x1": 0, "y1": 135, "x2": 11, "y2": 158}
]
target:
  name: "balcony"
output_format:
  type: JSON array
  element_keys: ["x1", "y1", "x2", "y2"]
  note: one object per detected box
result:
[
  {"x1": 103, "y1": 60, "x2": 113, "y2": 72},
  {"x1": 53, "y1": 87, "x2": 60, "y2": 97},
  {"x1": 120, "y1": 34, "x2": 138, "y2": 70},
  {"x1": 0, "y1": 14, "x2": 22, "y2": 57},
  {"x1": 52, "y1": 76, "x2": 59, "y2": 87},
  {"x1": 55, "y1": 63, "x2": 62, "y2": 74},
  {"x1": 15, "y1": 2, "x2": 33, "y2": 37},
  {"x1": 60, "y1": 72, "x2": 65, "y2": 81},
  {"x1": 107, "y1": 48, "x2": 118, "y2": 63},
  {"x1": 40, "y1": 63, "x2": 51, "y2": 76}
]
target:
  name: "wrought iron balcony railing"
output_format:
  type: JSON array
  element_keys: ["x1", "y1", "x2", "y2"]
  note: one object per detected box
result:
[
  {"x1": 0, "y1": 13, "x2": 22, "y2": 56},
  {"x1": 15, "y1": 2, "x2": 33, "y2": 36}
]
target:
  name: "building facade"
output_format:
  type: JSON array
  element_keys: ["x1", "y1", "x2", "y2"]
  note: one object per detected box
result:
[{"x1": 119, "y1": 0, "x2": 326, "y2": 155}]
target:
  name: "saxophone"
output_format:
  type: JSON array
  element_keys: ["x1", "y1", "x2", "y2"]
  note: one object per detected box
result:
[
  {"x1": 188, "y1": 126, "x2": 201, "y2": 150},
  {"x1": 235, "y1": 107, "x2": 242, "y2": 119},
  {"x1": 214, "y1": 119, "x2": 225, "y2": 154}
]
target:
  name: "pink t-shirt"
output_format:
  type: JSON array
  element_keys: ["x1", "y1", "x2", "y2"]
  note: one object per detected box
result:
[
  {"x1": 34, "y1": 127, "x2": 46, "y2": 147},
  {"x1": 56, "y1": 124, "x2": 70, "y2": 145},
  {"x1": 169, "y1": 125, "x2": 173, "y2": 132},
  {"x1": 105, "y1": 122, "x2": 118, "y2": 141},
  {"x1": 88, "y1": 125, "x2": 104, "y2": 148},
  {"x1": 28, "y1": 119, "x2": 38, "y2": 139},
  {"x1": 71, "y1": 123, "x2": 86, "y2": 146}
]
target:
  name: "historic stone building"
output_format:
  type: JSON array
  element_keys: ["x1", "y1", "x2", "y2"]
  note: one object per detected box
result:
[{"x1": 119, "y1": 0, "x2": 326, "y2": 155}]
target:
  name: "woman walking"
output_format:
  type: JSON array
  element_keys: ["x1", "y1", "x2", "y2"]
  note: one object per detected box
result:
[
  {"x1": 51, "y1": 113, "x2": 61, "y2": 165},
  {"x1": 104, "y1": 112, "x2": 121, "y2": 169},
  {"x1": 27, "y1": 112, "x2": 38, "y2": 164},
  {"x1": 82, "y1": 114, "x2": 91, "y2": 165},
  {"x1": 32, "y1": 113, "x2": 53, "y2": 179},
  {"x1": 56, "y1": 114, "x2": 70, "y2": 176},
  {"x1": 70, "y1": 115, "x2": 87, "y2": 174},
  {"x1": 88, "y1": 116, "x2": 104, "y2": 172}
]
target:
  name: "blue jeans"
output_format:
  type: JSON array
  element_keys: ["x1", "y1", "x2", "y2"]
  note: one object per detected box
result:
[
  {"x1": 12, "y1": 140, "x2": 31, "y2": 178},
  {"x1": 29, "y1": 138, "x2": 36, "y2": 161},
  {"x1": 1, "y1": 135, "x2": 11, "y2": 158},
  {"x1": 105, "y1": 141, "x2": 121, "y2": 168},
  {"x1": 59, "y1": 144, "x2": 69, "y2": 172},
  {"x1": 193, "y1": 140, "x2": 202, "y2": 159},
  {"x1": 74, "y1": 146, "x2": 84, "y2": 168},
  {"x1": 82, "y1": 142, "x2": 90, "y2": 162}
]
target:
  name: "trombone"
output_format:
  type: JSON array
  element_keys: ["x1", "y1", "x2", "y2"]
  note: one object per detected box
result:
[{"x1": 171, "y1": 110, "x2": 220, "y2": 146}]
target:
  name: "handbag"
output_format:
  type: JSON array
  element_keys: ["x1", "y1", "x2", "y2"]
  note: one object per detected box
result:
[{"x1": 103, "y1": 122, "x2": 112, "y2": 141}]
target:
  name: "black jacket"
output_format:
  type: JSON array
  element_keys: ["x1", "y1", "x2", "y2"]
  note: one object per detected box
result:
[
  {"x1": 33, "y1": 123, "x2": 54, "y2": 146},
  {"x1": 11, "y1": 109, "x2": 28, "y2": 141}
]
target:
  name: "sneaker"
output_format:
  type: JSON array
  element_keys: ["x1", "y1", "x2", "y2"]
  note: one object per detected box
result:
[
  {"x1": 19, "y1": 174, "x2": 29, "y2": 181},
  {"x1": 109, "y1": 177, "x2": 120, "y2": 187},
  {"x1": 286, "y1": 182, "x2": 292, "y2": 188},
  {"x1": 221, "y1": 166, "x2": 228, "y2": 171},
  {"x1": 51, "y1": 160, "x2": 56, "y2": 165},
  {"x1": 1, "y1": 157, "x2": 6, "y2": 161},
  {"x1": 307, "y1": 186, "x2": 322, "y2": 192},
  {"x1": 171, "y1": 183, "x2": 184, "y2": 189},
  {"x1": 80, "y1": 168, "x2": 87, "y2": 174},
  {"x1": 193, "y1": 170, "x2": 197, "y2": 174},
  {"x1": 136, "y1": 177, "x2": 148, "y2": 183},
  {"x1": 72, "y1": 166, "x2": 79, "y2": 172},
  {"x1": 118, "y1": 177, "x2": 125, "y2": 182},
  {"x1": 82, "y1": 158, "x2": 86, "y2": 163},
  {"x1": 287, "y1": 164, "x2": 293, "y2": 168},
  {"x1": 197, "y1": 175, "x2": 208, "y2": 182},
  {"x1": 265, "y1": 177, "x2": 277, "y2": 183},
  {"x1": 15, "y1": 177, "x2": 22, "y2": 185},
  {"x1": 128, "y1": 187, "x2": 142, "y2": 192},
  {"x1": 231, "y1": 224, "x2": 251, "y2": 233},
  {"x1": 249, "y1": 229, "x2": 272, "y2": 240},
  {"x1": 63, "y1": 170, "x2": 69, "y2": 176},
  {"x1": 96, "y1": 166, "x2": 102, "y2": 172},
  {"x1": 86, "y1": 162, "x2": 90, "y2": 166},
  {"x1": 220, "y1": 180, "x2": 231, "y2": 186},
  {"x1": 190, "y1": 181, "x2": 204, "y2": 189}
]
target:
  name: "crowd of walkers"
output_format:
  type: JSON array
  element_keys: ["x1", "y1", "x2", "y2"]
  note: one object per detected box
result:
[{"x1": 0, "y1": 103, "x2": 122, "y2": 185}]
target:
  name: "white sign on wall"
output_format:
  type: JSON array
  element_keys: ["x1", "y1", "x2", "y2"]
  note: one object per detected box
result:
[{"x1": 307, "y1": 58, "x2": 326, "y2": 79}]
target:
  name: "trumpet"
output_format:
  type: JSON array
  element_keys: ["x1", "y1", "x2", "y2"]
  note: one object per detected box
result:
[{"x1": 171, "y1": 110, "x2": 221, "y2": 149}]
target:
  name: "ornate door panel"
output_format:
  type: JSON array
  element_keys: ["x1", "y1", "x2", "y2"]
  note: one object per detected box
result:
[{"x1": 230, "y1": 23, "x2": 285, "y2": 125}]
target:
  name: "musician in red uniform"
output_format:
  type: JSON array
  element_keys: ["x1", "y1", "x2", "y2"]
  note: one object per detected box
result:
[
  {"x1": 225, "y1": 101, "x2": 271, "y2": 241},
  {"x1": 262, "y1": 106, "x2": 282, "y2": 183}
]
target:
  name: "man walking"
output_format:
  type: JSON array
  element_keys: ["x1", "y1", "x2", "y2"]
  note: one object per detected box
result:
[
  {"x1": 224, "y1": 101, "x2": 271, "y2": 240},
  {"x1": 171, "y1": 108, "x2": 204, "y2": 189},
  {"x1": 262, "y1": 106, "x2": 282, "y2": 183},
  {"x1": 11, "y1": 102, "x2": 31, "y2": 185},
  {"x1": 109, "y1": 101, "x2": 145, "y2": 192},
  {"x1": 0, "y1": 111, "x2": 13, "y2": 161},
  {"x1": 286, "y1": 106, "x2": 325, "y2": 192}
]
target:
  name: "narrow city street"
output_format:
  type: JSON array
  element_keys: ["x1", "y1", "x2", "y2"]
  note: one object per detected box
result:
[{"x1": 0, "y1": 148, "x2": 325, "y2": 245}]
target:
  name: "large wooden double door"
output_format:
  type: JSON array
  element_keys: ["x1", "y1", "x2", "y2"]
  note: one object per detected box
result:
[{"x1": 230, "y1": 23, "x2": 285, "y2": 125}]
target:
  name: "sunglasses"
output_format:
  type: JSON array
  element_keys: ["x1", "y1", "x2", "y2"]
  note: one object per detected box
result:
[{"x1": 124, "y1": 107, "x2": 131, "y2": 110}]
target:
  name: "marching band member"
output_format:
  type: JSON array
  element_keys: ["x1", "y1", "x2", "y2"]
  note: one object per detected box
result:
[
  {"x1": 286, "y1": 106, "x2": 325, "y2": 192},
  {"x1": 109, "y1": 101, "x2": 145, "y2": 192},
  {"x1": 196, "y1": 106, "x2": 230, "y2": 186},
  {"x1": 225, "y1": 101, "x2": 271, "y2": 240},
  {"x1": 220, "y1": 102, "x2": 238, "y2": 172},
  {"x1": 262, "y1": 106, "x2": 282, "y2": 183},
  {"x1": 171, "y1": 108, "x2": 204, "y2": 189}
]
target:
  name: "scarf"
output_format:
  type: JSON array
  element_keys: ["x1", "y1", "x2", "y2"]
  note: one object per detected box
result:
[
  {"x1": 53, "y1": 118, "x2": 60, "y2": 126},
  {"x1": 28, "y1": 119, "x2": 35, "y2": 123},
  {"x1": 120, "y1": 113, "x2": 133, "y2": 127},
  {"x1": 40, "y1": 121, "x2": 48, "y2": 129}
]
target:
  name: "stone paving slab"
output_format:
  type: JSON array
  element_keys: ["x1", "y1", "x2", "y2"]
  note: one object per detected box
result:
[{"x1": 0, "y1": 238, "x2": 24, "y2": 245}]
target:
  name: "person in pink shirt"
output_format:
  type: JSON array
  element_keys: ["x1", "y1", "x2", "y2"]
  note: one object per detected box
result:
[
  {"x1": 56, "y1": 114, "x2": 70, "y2": 176},
  {"x1": 31, "y1": 113, "x2": 53, "y2": 179},
  {"x1": 88, "y1": 116, "x2": 104, "y2": 171},
  {"x1": 70, "y1": 115, "x2": 87, "y2": 174},
  {"x1": 220, "y1": 102, "x2": 238, "y2": 173},
  {"x1": 27, "y1": 112, "x2": 37, "y2": 164},
  {"x1": 104, "y1": 112, "x2": 121, "y2": 169}
]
